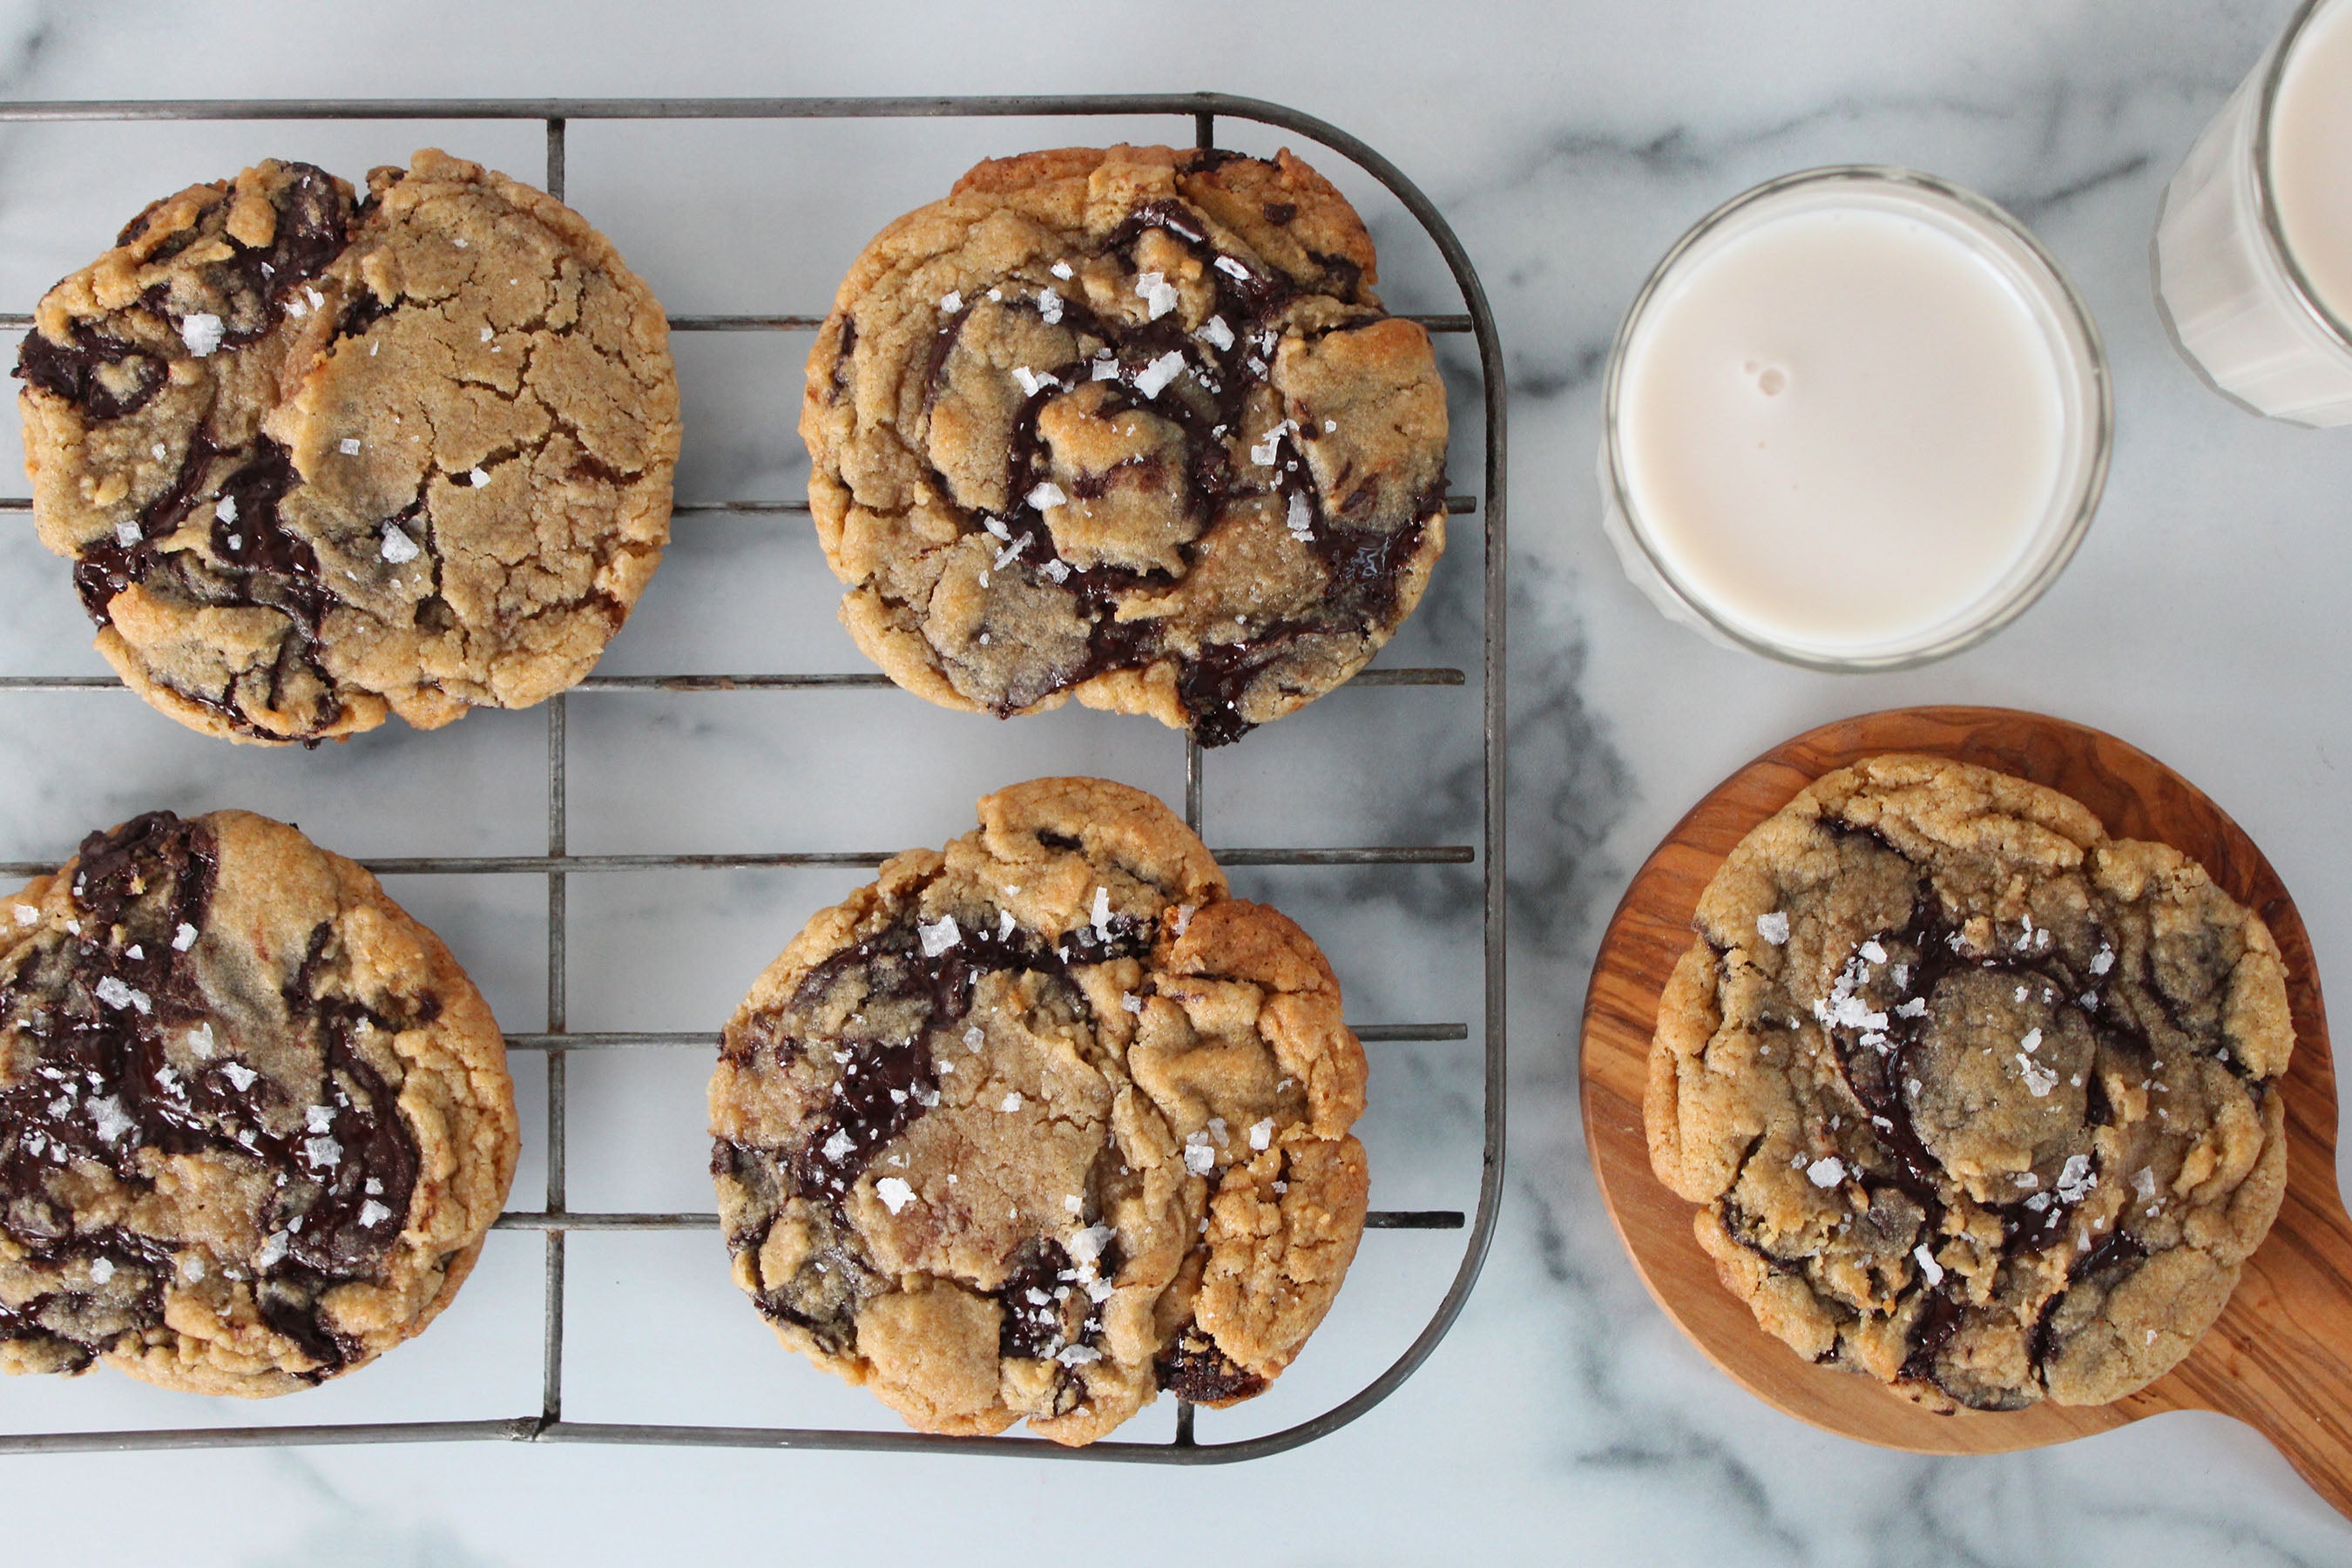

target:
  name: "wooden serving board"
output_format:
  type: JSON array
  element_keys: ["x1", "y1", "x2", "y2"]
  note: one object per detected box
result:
[{"x1": 1578, "y1": 706, "x2": 2352, "y2": 1517}]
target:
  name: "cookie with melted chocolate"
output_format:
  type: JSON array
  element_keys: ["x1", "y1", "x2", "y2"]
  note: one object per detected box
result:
[
  {"x1": 708, "y1": 777, "x2": 1370, "y2": 1444},
  {"x1": 0, "y1": 809, "x2": 517, "y2": 1395},
  {"x1": 1645, "y1": 754, "x2": 2294, "y2": 1413},
  {"x1": 801, "y1": 145, "x2": 1450, "y2": 746},
  {"x1": 15, "y1": 151, "x2": 678, "y2": 745}
]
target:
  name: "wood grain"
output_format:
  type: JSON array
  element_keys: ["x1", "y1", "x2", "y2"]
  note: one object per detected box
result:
[{"x1": 1578, "y1": 706, "x2": 2352, "y2": 1517}]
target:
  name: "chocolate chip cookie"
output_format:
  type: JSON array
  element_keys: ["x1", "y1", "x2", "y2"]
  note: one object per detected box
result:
[
  {"x1": 1645, "y1": 754, "x2": 2293, "y2": 1412},
  {"x1": 0, "y1": 809, "x2": 517, "y2": 1395},
  {"x1": 709, "y1": 777, "x2": 1369, "y2": 1444},
  {"x1": 802, "y1": 145, "x2": 1449, "y2": 746},
  {"x1": 16, "y1": 150, "x2": 679, "y2": 745}
]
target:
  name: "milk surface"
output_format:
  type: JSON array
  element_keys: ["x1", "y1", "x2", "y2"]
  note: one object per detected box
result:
[
  {"x1": 2273, "y1": 0, "x2": 2352, "y2": 322},
  {"x1": 1618, "y1": 205, "x2": 2065, "y2": 652}
]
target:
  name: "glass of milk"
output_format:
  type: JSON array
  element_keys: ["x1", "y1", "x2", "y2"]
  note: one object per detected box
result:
[
  {"x1": 1599, "y1": 166, "x2": 2112, "y2": 670},
  {"x1": 2154, "y1": 0, "x2": 2352, "y2": 426}
]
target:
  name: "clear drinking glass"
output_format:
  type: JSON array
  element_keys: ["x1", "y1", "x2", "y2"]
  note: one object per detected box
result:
[
  {"x1": 1598, "y1": 166, "x2": 2113, "y2": 672},
  {"x1": 2153, "y1": 0, "x2": 2352, "y2": 427}
]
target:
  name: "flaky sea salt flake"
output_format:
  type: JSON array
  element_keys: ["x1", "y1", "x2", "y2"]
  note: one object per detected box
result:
[
  {"x1": 88, "y1": 1095, "x2": 132, "y2": 1144},
  {"x1": 1133, "y1": 349, "x2": 1186, "y2": 399},
  {"x1": 1134, "y1": 270, "x2": 1179, "y2": 319},
  {"x1": 339, "y1": 437, "x2": 362, "y2": 456},
  {"x1": 2017, "y1": 1054, "x2": 2059, "y2": 1097},
  {"x1": 918, "y1": 914, "x2": 963, "y2": 956},
  {"x1": 380, "y1": 524, "x2": 422, "y2": 564},
  {"x1": 2056, "y1": 1153, "x2": 2097, "y2": 1203},
  {"x1": 1755, "y1": 911, "x2": 1790, "y2": 945},
  {"x1": 180, "y1": 313, "x2": 224, "y2": 356},
  {"x1": 875, "y1": 1177, "x2": 916, "y2": 1214},
  {"x1": 1248, "y1": 1117, "x2": 1274, "y2": 1152},
  {"x1": 1805, "y1": 1156, "x2": 1844, "y2": 1188},
  {"x1": 1026, "y1": 481, "x2": 1069, "y2": 510},
  {"x1": 1912, "y1": 1244, "x2": 1944, "y2": 1287},
  {"x1": 94, "y1": 977, "x2": 150, "y2": 1015},
  {"x1": 172, "y1": 923, "x2": 198, "y2": 951}
]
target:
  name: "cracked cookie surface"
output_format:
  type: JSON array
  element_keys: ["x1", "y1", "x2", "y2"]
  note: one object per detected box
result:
[
  {"x1": 16, "y1": 150, "x2": 679, "y2": 744},
  {"x1": 1645, "y1": 754, "x2": 2294, "y2": 1412},
  {"x1": 802, "y1": 145, "x2": 1449, "y2": 746},
  {"x1": 709, "y1": 776, "x2": 1369, "y2": 1444},
  {"x1": 0, "y1": 809, "x2": 517, "y2": 1395}
]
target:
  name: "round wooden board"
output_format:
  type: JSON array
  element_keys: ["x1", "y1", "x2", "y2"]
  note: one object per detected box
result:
[{"x1": 1578, "y1": 706, "x2": 2352, "y2": 1517}]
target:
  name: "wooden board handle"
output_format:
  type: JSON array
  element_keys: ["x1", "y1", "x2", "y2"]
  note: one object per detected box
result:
[{"x1": 2173, "y1": 1151, "x2": 2352, "y2": 1512}]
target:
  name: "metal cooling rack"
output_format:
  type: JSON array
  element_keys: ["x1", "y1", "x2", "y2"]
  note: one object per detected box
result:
[{"x1": 0, "y1": 93, "x2": 1506, "y2": 1463}]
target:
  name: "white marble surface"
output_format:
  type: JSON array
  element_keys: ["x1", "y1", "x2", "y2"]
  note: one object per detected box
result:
[{"x1": 3, "y1": 1, "x2": 2352, "y2": 1562}]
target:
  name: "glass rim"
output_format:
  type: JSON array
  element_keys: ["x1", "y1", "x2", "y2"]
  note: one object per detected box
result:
[
  {"x1": 1598, "y1": 164, "x2": 2114, "y2": 673},
  {"x1": 2253, "y1": 0, "x2": 2352, "y2": 356}
]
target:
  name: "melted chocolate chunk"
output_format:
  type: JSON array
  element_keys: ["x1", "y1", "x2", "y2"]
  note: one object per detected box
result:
[
  {"x1": 14, "y1": 326, "x2": 166, "y2": 422},
  {"x1": 1156, "y1": 1327, "x2": 1267, "y2": 1402},
  {"x1": 830, "y1": 314, "x2": 858, "y2": 397},
  {"x1": 0, "y1": 814, "x2": 424, "y2": 1375},
  {"x1": 997, "y1": 1237, "x2": 1074, "y2": 1360},
  {"x1": 208, "y1": 442, "x2": 321, "y2": 595},
  {"x1": 335, "y1": 287, "x2": 395, "y2": 341},
  {"x1": 1899, "y1": 1288, "x2": 1964, "y2": 1383}
]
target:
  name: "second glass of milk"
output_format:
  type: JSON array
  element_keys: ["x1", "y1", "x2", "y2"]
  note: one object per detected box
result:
[
  {"x1": 2155, "y1": 0, "x2": 2352, "y2": 426},
  {"x1": 1599, "y1": 166, "x2": 2112, "y2": 670}
]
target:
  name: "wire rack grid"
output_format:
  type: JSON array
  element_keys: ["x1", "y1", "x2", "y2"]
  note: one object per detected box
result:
[{"x1": 0, "y1": 93, "x2": 1506, "y2": 1463}]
